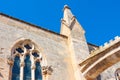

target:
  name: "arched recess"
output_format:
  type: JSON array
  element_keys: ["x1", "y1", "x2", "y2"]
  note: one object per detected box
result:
[{"x1": 10, "y1": 39, "x2": 47, "y2": 80}]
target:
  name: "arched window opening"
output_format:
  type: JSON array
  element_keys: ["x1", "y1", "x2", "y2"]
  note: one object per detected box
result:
[
  {"x1": 12, "y1": 56, "x2": 20, "y2": 80},
  {"x1": 24, "y1": 55, "x2": 31, "y2": 80},
  {"x1": 24, "y1": 44, "x2": 32, "y2": 50},
  {"x1": 32, "y1": 52, "x2": 39, "y2": 57},
  {"x1": 11, "y1": 39, "x2": 43, "y2": 80},
  {"x1": 35, "y1": 62, "x2": 42, "y2": 80},
  {"x1": 16, "y1": 47, "x2": 24, "y2": 53},
  {"x1": 115, "y1": 68, "x2": 120, "y2": 80}
]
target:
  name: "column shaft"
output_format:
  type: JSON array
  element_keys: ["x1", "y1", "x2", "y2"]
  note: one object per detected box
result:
[
  {"x1": 32, "y1": 69, "x2": 35, "y2": 80},
  {"x1": 20, "y1": 66, "x2": 24, "y2": 80}
]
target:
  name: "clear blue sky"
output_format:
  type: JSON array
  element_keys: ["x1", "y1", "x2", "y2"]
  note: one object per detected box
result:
[{"x1": 0, "y1": 0, "x2": 120, "y2": 46}]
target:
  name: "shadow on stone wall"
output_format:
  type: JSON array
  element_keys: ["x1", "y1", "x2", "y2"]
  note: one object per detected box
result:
[
  {"x1": 96, "y1": 75, "x2": 101, "y2": 80},
  {"x1": 0, "y1": 72, "x2": 3, "y2": 78}
]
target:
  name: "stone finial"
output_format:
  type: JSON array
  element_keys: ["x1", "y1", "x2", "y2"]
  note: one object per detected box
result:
[
  {"x1": 42, "y1": 66, "x2": 53, "y2": 75},
  {"x1": 62, "y1": 4, "x2": 74, "y2": 25},
  {"x1": 63, "y1": 5, "x2": 70, "y2": 11}
]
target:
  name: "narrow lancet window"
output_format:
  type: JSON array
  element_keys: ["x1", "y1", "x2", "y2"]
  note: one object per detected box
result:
[
  {"x1": 24, "y1": 55, "x2": 31, "y2": 80},
  {"x1": 12, "y1": 56, "x2": 20, "y2": 80},
  {"x1": 35, "y1": 62, "x2": 42, "y2": 80}
]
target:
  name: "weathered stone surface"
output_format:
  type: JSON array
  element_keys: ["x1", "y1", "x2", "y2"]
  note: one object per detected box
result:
[
  {"x1": 0, "y1": 15, "x2": 75, "y2": 80},
  {"x1": 0, "y1": 5, "x2": 120, "y2": 80}
]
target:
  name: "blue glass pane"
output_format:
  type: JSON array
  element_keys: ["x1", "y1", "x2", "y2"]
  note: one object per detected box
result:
[
  {"x1": 12, "y1": 56, "x2": 20, "y2": 80},
  {"x1": 35, "y1": 62, "x2": 42, "y2": 80},
  {"x1": 24, "y1": 44, "x2": 32, "y2": 49},
  {"x1": 24, "y1": 55, "x2": 31, "y2": 80},
  {"x1": 16, "y1": 48, "x2": 24, "y2": 53},
  {"x1": 32, "y1": 52, "x2": 39, "y2": 57}
]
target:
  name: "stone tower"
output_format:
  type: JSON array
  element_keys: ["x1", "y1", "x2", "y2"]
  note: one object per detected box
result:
[{"x1": 60, "y1": 5, "x2": 89, "y2": 80}]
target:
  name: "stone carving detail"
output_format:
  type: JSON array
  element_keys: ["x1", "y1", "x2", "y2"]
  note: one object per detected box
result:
[
  {"x1": 7, "y1": 55, "x2": 14, "y2": 65},
  {"x1": 11, "y1": 39, "x2": 45, "y2": 80},
  {"x1": 42, "y1": 66, "x2": 53, "y2": 75},
  {"x1": 20, "y1": 62, "x2": 25, "y2": 67}
]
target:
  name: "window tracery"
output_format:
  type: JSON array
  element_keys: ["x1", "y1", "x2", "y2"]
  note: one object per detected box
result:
[{"x1": 11, "y1": 39, "x2": 42, "y2": 80}]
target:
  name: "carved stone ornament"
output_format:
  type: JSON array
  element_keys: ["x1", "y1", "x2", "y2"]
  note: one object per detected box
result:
[
  {"x1": 31, "y1": 64, "x2": 36, "y2": 70},
  {"x1": 20, "y1": 62, "x2": 25, "y2": 67},
  {"x1": 7, "y1": 55, "x2": 14, "y2": 65},
  {"x1": 42, "y1": 66, "x2": 53, "y2": 75}
]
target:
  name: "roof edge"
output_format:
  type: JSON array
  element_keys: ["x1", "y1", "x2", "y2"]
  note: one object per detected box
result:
[
  {"x1": 87, "y1": 42, "x2": 99, "y2": 47},
  {"x1": 0, "y1": 13, "x2": 67, "y2": 38}
]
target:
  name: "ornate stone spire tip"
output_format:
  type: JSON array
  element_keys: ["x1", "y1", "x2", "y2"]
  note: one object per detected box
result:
[{"x1": 63, "y1": 5, "x2": 70, "y2": 11}]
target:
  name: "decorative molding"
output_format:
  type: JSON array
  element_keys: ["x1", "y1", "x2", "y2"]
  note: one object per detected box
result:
[
  {"x1": 31, "y1": 64, "x2": 36, "y2": 70},
  {"x1": 20, "y1": 62, "x2": 25, "y2": 67},
  {"x1": 90, "y1": 36, "x2": 120, "y2": 55},
  {"x1": 42, "y1": 66, "x2": 53, "y2": 75},
  {"x1": 7, "y1": 55, "x2": 14, "y2": 65}
]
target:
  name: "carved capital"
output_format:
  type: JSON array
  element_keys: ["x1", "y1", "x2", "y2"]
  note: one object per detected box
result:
[
  {"x1": 42, "y1": 66, "x2": 53, "y2": 75},
  {"x1": 31, "y1": 64, "x2": 36, "y2": 70},
  {"x1": 20, "y1": 62, "x2": 25, "y2": 67},
  {"x1": 7, "y1": 59, "x2": 14, "y2": 65}
]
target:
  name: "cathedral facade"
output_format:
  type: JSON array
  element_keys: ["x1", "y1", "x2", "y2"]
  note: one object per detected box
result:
[{"x1": 0, "y1": 5, "x2": 120, "y2": 80}]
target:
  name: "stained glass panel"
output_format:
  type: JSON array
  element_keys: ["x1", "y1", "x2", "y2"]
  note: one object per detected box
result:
[
  {"x1": 12, "y1": 56, "x2": 20, "y2": 80},
  {"x1": 24, "y1": 55, "x2": 31, "y2": 80},
  {"x1": 35, "y1": 62, "x2": 42, "y2": 80}
]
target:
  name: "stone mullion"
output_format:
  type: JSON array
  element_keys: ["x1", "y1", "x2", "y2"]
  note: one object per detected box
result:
[
  {"x1": 20, "y1": 55, "x2": 25, "y2": 80},
  {"x1": 31, "y1": 66, "x2": 35, "y2": 80}
]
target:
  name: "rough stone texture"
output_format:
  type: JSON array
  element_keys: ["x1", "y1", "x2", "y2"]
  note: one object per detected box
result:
[
  {"x1": 100, "y1": 62, "x2": 120, "y2": 80},
  {"x1": 0, "y1": 58, "x2": 10, "y2": 80},
  {"x1": 88, "y1": 43, "x2": 98, "y2": 52},
  {"x1": 0, "y1": 15, "x2": 75, "y2": 80},
  {"x1": 0, "y1": 5, "x2": 120, "y2": 80},
  {"x1": 70, "y1": 20, "x2": 89, "y2": 63}
]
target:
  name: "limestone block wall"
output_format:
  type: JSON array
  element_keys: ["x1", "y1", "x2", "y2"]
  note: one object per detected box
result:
[
  {"x1": 99, "y1": 61, "x2": 120, "y2": 80},
  {"x1": 0, "y1": 15, "x2": 75, "y2": 80}
]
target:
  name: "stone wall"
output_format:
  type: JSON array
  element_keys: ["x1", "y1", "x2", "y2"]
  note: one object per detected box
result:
[
  {"x1": 0, "y1": 15, "x2": 75, "y2": 80},
  {"x1": 100, "y1": 62, "x2": 120, "y2": 80}
]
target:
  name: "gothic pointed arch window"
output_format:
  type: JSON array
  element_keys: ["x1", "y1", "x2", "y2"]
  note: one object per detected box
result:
[
  {"x1": 11, "y1": 39, "x2": 43, "y2": 80},
  {"x1": 115, "y1": 68, "x2": 120, "y2": 80}
]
